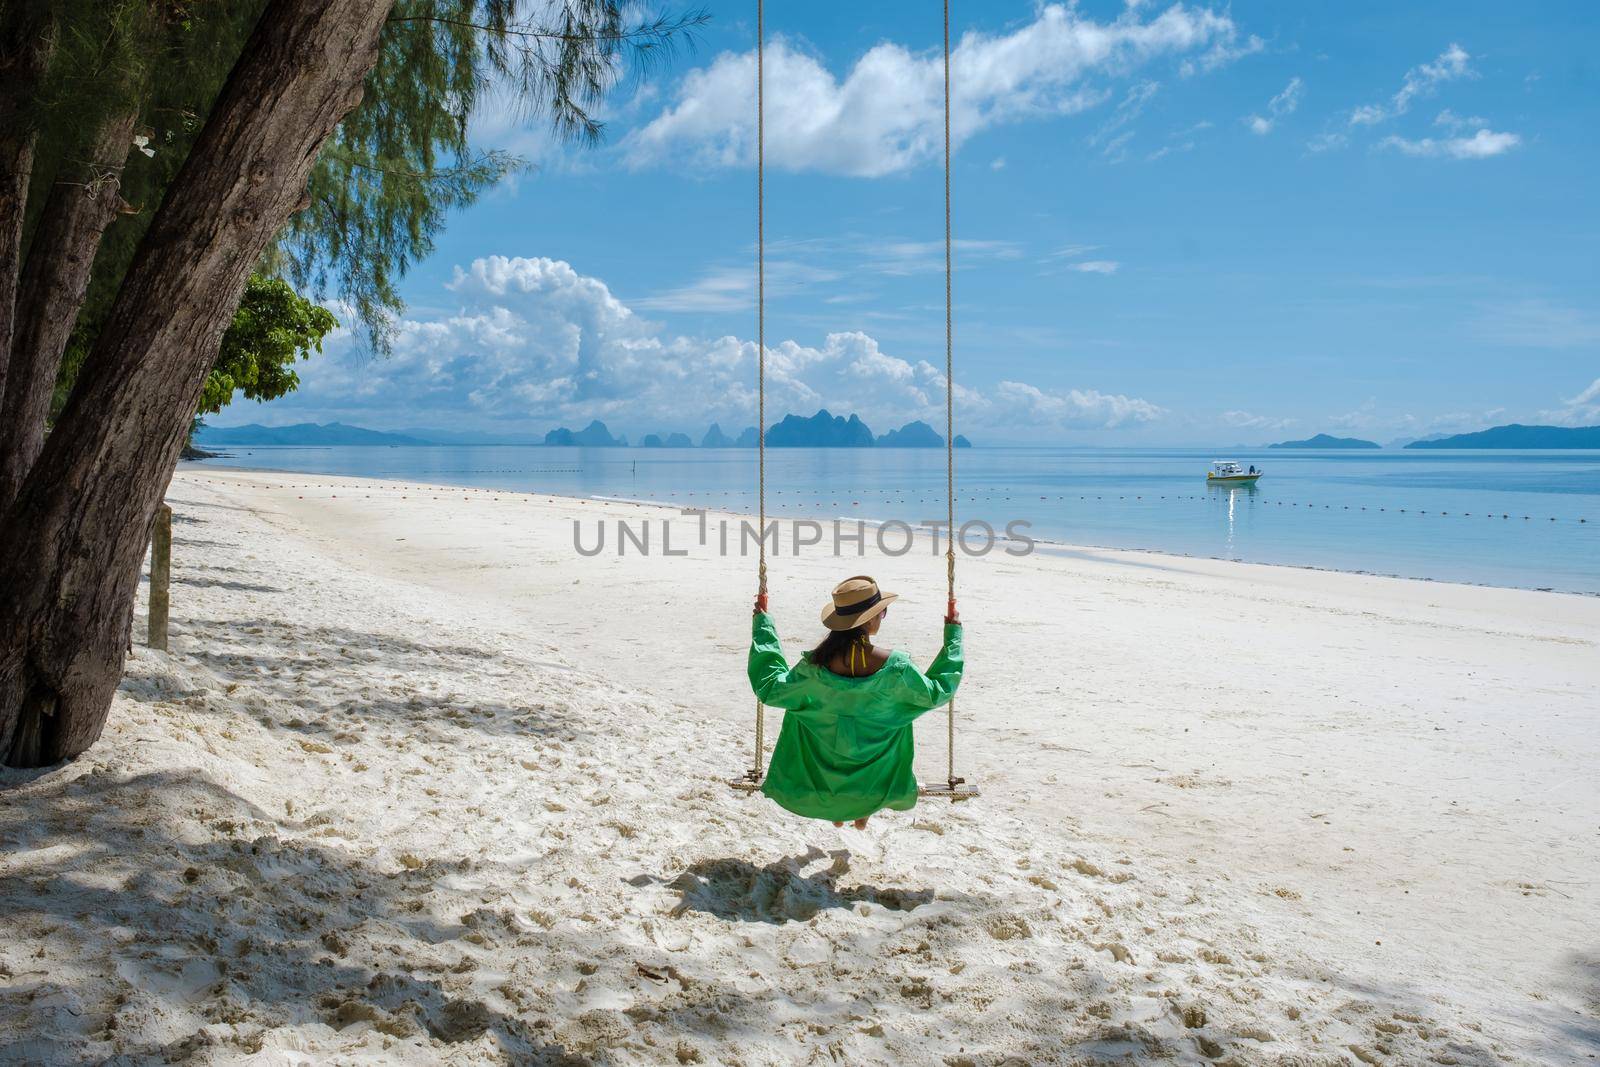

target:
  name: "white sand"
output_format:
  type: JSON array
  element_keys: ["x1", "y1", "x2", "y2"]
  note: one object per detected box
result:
[{"x1": 2, "y1": 466, "x2": 1596, "y2": 1065}]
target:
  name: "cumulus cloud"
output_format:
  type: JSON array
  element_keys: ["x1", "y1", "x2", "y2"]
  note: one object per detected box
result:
[
  {"x1": 1350, "y1": 43, "x2": 1473, "y2": 126},
  {"x1": 1378, "y1": 127, "x2": 1521, "y2": 159},
  {"x1": 269, "y1": 256, "x2": 1162, "y2": 438},
  {"x1": 1245, "y1": 76, "x2": 1303, "y2": 135},
  {"x1": 624, "y1": 4, "x2": 1254, "y2": 176}
]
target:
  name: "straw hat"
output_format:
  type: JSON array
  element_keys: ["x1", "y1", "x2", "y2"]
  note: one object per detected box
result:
[{"x1": 821, "y1": 575, "x2": 898, "y2": 631}]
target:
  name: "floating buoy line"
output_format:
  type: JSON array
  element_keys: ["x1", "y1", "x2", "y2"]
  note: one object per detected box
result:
[{"x1": 225, "y1": 480, "x2": 1591, "y2": 526}]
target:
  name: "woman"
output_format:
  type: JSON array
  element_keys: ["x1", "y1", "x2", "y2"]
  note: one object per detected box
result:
[{"x1": 748, "y1": 575, "x2": 963, "y2": 828}]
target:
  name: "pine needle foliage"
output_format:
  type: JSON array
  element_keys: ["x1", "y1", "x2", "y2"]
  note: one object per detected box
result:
[
  {"x1": 278, "y1": 0, "x2": 709, "y2": 351},
  {"x1": 25, "y1": 0, "x2": 706, "y2": 413}
]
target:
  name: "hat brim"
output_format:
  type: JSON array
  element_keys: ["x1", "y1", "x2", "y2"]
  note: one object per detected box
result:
[{"x1": 820, "y1": 592, "x2": 897, "y2": 631}]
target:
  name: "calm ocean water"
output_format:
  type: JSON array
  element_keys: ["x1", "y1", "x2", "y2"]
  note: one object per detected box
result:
[{"x1": 194, "y1": 446, "x2": 1600, "y2": 593}]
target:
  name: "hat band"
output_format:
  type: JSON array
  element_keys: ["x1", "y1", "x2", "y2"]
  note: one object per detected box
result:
[{"x1": 832, "y1": 591, "x2": 881, "y2": 617}]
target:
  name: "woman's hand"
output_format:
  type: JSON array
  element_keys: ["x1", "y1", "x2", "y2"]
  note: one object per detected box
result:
[
  {"x1": 945, "y1": 598, "x2": 960, "y2": 625},
  {"x1": 754, "y1": 593, "x2": 769, "y2": 616}
]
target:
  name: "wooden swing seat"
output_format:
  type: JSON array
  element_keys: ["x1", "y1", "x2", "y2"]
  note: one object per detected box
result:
[{"x1": 726, "y1": 775, "x2": 980, "y2": 802}]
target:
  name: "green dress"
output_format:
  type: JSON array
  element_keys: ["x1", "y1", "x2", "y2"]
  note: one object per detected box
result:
[{"x1": 747, "y1": 612, "x2": 964, "y2": 821}]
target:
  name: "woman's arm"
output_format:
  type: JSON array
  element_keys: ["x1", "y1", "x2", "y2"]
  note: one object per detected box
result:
[
  {"x1": 748, "y1": 612, "x2": 810, "y2": 709},
  {"x1": 894, "y1": 619, "x2": 964, "y2": 713}
]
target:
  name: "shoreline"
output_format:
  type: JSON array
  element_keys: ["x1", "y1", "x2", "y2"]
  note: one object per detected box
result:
[{"x1": 188, "y1": 459, "x2": 1600, "y2": 598}]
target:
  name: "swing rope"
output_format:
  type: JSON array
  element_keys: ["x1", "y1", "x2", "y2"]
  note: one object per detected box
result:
[
  {"x1": 745, "y1": 0, "x2": 966, "y2": 796},
  {"x1": 749, "y1": 0, "x2": 767, "y2": 783},
  {"x1": 942, "y1": 0, "x2": 959, "y2": 791}
]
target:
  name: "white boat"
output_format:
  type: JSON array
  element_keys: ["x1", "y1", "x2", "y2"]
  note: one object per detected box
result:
[{"x1": 1206, "y1": 460, "x2": 1262, "y2": 485}]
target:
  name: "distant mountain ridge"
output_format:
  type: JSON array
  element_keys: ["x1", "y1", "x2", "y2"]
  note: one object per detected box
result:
[
  {"x1": 202, "y1": 412, "x2": 978, "y2": 449},
  {"x1": 196, "y1": 422, "x2": 432, "y2": 446},
  {"x1": 1405, "y1": 424, "x2": 1600, "y2": 449},
  {"x1": 765, "y1": 410, "x2": 875, "y2": 447},
  {"x1": 1268, "y1": 433, "x2": 1380, "y2": 450},
  {"x1": 544, "y1": 420, "x2": 627, "y2": 447},
  {"x1": 701, "y1": 423, "x2": 759, "y2": 448}
]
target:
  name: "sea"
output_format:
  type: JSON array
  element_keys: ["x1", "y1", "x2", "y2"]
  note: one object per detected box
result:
[{"x1": 192, "y1": 446, "x2": 1600, "y2": 594}]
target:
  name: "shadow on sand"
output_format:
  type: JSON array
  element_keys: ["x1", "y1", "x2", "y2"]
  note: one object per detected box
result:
[
  {"x1": 648, "y1": 847, "x2": 938, "y2": 924},
  {"x1": 0, "y1": 769, "x2": 585, "y2": 1064}
]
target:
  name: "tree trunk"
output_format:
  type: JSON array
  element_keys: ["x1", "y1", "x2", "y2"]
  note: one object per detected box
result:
[
  {"x1": 0, "y1": 106, "x2": 138, "y2": 510},
  {"x1": 0, "y1": 4, "x2": 57, "y2": 420},
  {"x1": 0, "y1": 0, "x2": 392, "y2": 767}
]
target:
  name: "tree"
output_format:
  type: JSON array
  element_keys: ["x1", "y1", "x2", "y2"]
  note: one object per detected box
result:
[
  {"x1": 0, "y1": 0, "x2": 703, "y2": 766},
  {"x1": 197, "y1": 275, "x2": 338, "y2": 417},
  {"x1": 0, "y1": 0, "x2": 57, "y2": 424},
  {"x1": 0, "y1": 0, "x2": 266, "y2": 509}
]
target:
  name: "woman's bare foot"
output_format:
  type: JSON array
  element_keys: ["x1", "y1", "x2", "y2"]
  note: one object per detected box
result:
[
  {"x1": 832, "y1": 821, "x2": 844, "y2": 828},
  {"x1": 852, "y1": 816, "x2": 870, "y2": 830}
]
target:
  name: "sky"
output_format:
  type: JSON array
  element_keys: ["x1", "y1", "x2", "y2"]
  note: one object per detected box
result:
[{"x1": 232, "y1": 0, "x2": 1600, "y2": 446}]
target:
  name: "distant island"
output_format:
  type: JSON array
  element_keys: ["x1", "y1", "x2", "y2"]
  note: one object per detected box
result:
[
  {"x1": 1405, "y1": 424, "x2": 1600, "y2": 449},
  {"x1": 701, "y1": 423, "x2": 758, "y2": 448},
  {"x1": 876, "y1": 420, "x2": 971, "y2": 448},
  {"x1": 1268, "y1": 433, "x2": 1380, "y2": 450},
  {"x1": 196, "y1": 422, "x2": 433, "y2": 446},
  {"x1": 640, "y1": 432, "x2": 694, "y2": 448},
  {"x1": 544, "y1": 420, "x2": 628, "y2": 447},
  {"x1": 764, "y1": 410, "x2": 875, "y2": 447},
  {"x1": 1387, "y1": 433, "x2": 1451, "y2": 449},
  {"x1": 199, "y1": 412, "x2": 977, "y2": 450}
]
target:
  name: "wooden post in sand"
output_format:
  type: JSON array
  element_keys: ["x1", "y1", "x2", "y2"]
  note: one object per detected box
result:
[{"x1": 148, "y1": 504, "x2": 172, "y2": 651}]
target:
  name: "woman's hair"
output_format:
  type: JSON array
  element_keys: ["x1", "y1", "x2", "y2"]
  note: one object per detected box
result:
[{"x1": 809, "y1": 625, "x2": 870, "y2": 675}]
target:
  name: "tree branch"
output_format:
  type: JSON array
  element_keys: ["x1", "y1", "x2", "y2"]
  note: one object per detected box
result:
[{"x1": 384, "y1": 11, "x2": 710, "y2": 46}]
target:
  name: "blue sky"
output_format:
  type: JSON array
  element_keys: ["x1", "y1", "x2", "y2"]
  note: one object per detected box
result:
[{"x1": 242, "y1": 0, "x2": 1600, "y2": 445}]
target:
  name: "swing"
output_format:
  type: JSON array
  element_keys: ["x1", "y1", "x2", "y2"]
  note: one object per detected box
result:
[{"x1": 728, "y1": 0, "x2": 978, "y2": 804}]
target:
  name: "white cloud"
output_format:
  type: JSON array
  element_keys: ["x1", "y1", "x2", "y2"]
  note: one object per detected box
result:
[
  {"x1": 1568, "y1": 379, "x2": 1600, "y2": 407},
  {"x1": 1327, "y1": 397, "x2": 1380, "y2": 431},
  {"x1": 624, "y1": 4, "x2": 1254, "y2": 177},
  {"x1": 1350, "y1": 43, "x2": 1473, "y2": 126},
  {"x1": 631, "y1": 259, "x2": 842, "y2": 313},
  {"x1": 1378, "y1": 128, "x2": 1521, "y2": 159},
  {"x1": 1039, "y1": 245, "x2": 1121, "y2": 276},
  {"x1": 1542, "y1": 379, "x2": 1600, "y2": 427},
  {"x1": 991, "y1": 381, "x2": 1165, "y2": 428},
  {"x1": 1433, "y1": 108, "x2": 1487, "y2": 131},
  {"x1": 268, "y1": 255, "x2": 1161, "y2": 438},
  {"x1": 1091, "y1": 80, "x2": 1161, "y2": 150},
  {"x1": 1221, "y1": 410, "x2": 1295, "y2": 431},
  {"x1": 634, "y1": 236, "x2": 1020, "y2": 313},
  {"x1": 1245, "y1": 75, "x2": 1303, "y2": 135},
  {"x1": 1178, "y1": 31, "x2": 1265, "y2": 77},
  {"x1": 990, "y1": 156, "x2": 1006, "y2": 170},
  {"x1": 1305, "y1": 131, "x2": 1348, "y2": 153},
  {"x1": 1099, "y1": 129, "x2": 1136, "y2": 164},
  {"x1": 1147, "y1": 119, "x2": 1211, "y2": 160}
]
